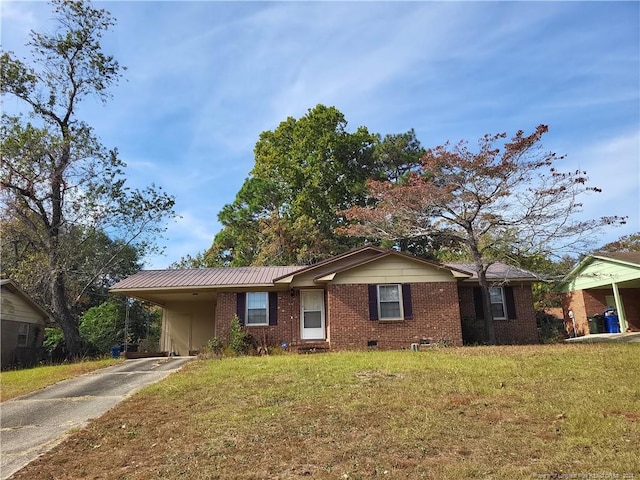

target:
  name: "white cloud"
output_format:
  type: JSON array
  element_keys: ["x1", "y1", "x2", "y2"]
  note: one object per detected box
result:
[{"x1": 565, "y1": 129, "x2": 640, "y2": 243}]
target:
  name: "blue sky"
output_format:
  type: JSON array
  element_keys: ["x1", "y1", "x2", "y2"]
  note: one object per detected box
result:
[{"x1": 2, "y1": 1, "x2": 639, "y2": 268}]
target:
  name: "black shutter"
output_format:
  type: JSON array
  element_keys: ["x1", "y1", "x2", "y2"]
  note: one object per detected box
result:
[
  {"x1": 368, "y1": 285, "x2": 379, "y2": 321},
  {"x1": 473, "y1": 287, "x2": 485, "y2": 319},
  {"x1": 402, "y1": 284, "x2": 413, "y2": 320},
  {"x1": 269, "y1": 292, "x2": 278, "y2": 326},
  {"x1": 236, "y1": 292, "x2": 246, "y2": 326},
  {"x1": 504, "y1": 286, "x2": 517, "y2": 320}
]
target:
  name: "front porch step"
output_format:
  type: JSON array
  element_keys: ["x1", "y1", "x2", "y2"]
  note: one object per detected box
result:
[{"x1": 290, "y1": 341, "x2": 331, "y2": 354}]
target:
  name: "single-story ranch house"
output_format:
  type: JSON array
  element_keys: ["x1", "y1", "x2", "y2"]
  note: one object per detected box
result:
[
  {"x1": 110, "y1": 246, "x2": 540, "y2": 353},
  {"x1": 559, "y1": 252, "x2": 640, "y2": 336}
]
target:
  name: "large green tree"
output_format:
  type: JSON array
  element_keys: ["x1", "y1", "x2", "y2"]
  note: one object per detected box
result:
[
  {"x1": 200, "y1": 106, "x2": 430, "y2": 268},
  {"x1": 340, "y1": 125, "x2": 626, "y2": 344},
  {"x1": 206, "y1": 105, "x2": 380, "y2": 266},
  {"x1": 1, "y1": 0, "x2": 175, "y2": 356},
  {"x1": 80, "y1": 298, "x2": 161, "y2": 355}
]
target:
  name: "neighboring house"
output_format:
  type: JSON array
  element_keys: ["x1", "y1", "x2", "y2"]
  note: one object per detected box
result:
[
  {"x1": 110, "y1": 247, "x2": 539, "y2": 354},
  {"x1": 1, "y1": 279, "x2": 49, "y2": 369},
  {"x1": 559, "y1": 252, "x2": 640, "y2": 336}
]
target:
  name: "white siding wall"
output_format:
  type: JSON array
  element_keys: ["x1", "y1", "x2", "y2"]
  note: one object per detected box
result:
[{"x1": 1, "y1": 286, "x2": 46, "y2": 324}]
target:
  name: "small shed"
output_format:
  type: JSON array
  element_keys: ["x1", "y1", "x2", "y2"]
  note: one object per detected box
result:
[
  {"x1": 559, "y1": 252, "x2": 640, "y2": 336},
  {"x1": 1, "y1": 279, "x2": 49, "y2": 368}
]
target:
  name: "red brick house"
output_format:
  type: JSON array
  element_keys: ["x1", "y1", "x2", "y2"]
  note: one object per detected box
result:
[
  {"x1": 110, "y1": 247, "x2": 539, "y2": 353},
  {"x1": 559, "y1": 252, "x2": 640, "y2": 336}
]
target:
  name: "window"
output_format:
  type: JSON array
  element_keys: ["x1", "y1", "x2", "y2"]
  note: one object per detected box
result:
[
  {"x1": 17, "y1": 323, "x2": 29, "y2": 347},
  {"x1": 378, "y1": 284, "x2": 404, "y2": 320},
  {"x1": 489, "y1": 287, "x2": 507, "y2": 319},
  {"x1": 246, "y1": 292, "x2": 268, "y2": 326}
]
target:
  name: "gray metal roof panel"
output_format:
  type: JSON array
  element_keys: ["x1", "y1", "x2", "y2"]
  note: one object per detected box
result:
[{"x1": 111, "y1": 266, "x2": 303, "y2": 290}]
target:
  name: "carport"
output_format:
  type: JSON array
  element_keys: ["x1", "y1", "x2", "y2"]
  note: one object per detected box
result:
[{"x1": 559, "y1": 252, "x2": 640, "y2": 336}]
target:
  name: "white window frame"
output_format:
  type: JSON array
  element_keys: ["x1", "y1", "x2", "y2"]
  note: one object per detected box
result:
[
  {"x1": 377, "y1": 284, "x2": 404, "y2": 321},
  {"x1": 246, "y1": 292, "x2": 269, "y2": 326},
  {"x1": 489, "y1": 287, "x2": 507, "y2": 320},
  {"x1": 17, "y1": 323, "x2": 29, "y2": 347}
]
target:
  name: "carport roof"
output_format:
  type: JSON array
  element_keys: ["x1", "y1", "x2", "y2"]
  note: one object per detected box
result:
[
  {"x1": 559, "y1": 252, "x2": 640, "y2": 291},
  {"x1": 110, "y1": 266, "x2": 303, "y2": 291}
]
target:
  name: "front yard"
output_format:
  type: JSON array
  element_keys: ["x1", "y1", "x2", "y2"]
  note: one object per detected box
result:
[{"x1": 9, "y1": 344, "x2": 640, "y2": 479}]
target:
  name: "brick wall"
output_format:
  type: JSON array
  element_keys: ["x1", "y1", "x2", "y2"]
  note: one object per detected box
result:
[
  {"x1": 458, "y1": 285, "x2": 538, "y2": 344},
  {"x1": 622, "y1": 289, "x2": 640, "y2": 331},
  {"x1": 215, "y1": 291, "x2": 301, "y2": 348},
  {"x1": 326, "y1": 283, "x2": 463, "y2": 350},
  {"x1": 561, "y1": 287, "x2": 640, "y2": 334},
  {"x1": 561, "y1": 290, "x2": 588, "y2": 336},
  {"x1": 213, "y1": 282, "x2": 540, "y2": 351}
]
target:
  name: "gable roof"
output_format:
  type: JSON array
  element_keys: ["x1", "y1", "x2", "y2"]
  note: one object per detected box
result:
[
  {"x1": 559, "y1": 252, "x2": 640, "y2": 292},
  {"x1": 273, "y1": 246, "x2": 472, "y2": 284},
  {"x1": 111, "y1": 247, "x2": 544, "y2": 297}
]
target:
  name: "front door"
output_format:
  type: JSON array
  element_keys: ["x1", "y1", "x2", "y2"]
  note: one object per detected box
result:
[{"x1": 301, "y1": 290, "x2": 325, "y2": 340}]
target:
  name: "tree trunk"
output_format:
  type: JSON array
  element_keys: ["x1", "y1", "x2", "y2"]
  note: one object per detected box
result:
[
  {"x1": 468, "y1": 237, "x2": 497, "y2": 344},
  {"x1": 476, "y1": 269, "x2": 497, "y2": 345},
  {"x1": 49, "y1": 140, "x2": 83, "y2": 357},
  {"x1": 51, "y1": 268, "x2": 83, "y2": 358}
]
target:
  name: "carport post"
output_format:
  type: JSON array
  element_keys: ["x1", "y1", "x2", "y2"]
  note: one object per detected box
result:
[{"x1": 611, "y1": 282, "x2": 628, "y2": 332}]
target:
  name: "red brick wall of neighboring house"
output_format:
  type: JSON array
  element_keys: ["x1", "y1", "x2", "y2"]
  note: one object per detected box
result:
[
  {"x1": 622, "y1": 289, "x2": 640, "y2": 331},
  {"x1": 458, "y1": 285, "x2": 539, "y2": 344},
  {"x1": 215, "y1": 291, "x2": 302, "y2": 348},
  {"x1": 561, "y1": 290, "x2": 589, "y2": 336},
  {"x1": 326, "y1": 283, "x2": 463, "y2": 350},
  {"x1": 561, "y1": 288, "x2": 640, "y2": 334}
]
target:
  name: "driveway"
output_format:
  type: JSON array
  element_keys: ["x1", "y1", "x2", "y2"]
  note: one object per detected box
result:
[
  {"x1": 1, "y1": 356, "x2": 194, "y2": 480},
  {"x1": 565, "y1": 332, "x2": 640, "y2": 343}
]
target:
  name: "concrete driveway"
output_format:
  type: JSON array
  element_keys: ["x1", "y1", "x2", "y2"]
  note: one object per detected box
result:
[
  {"x1": 565, "y1": 332, "x2": 640, "y2": 343},
  {"x1": 1, "y1": 356, "x2": 194, "y2": 480}
]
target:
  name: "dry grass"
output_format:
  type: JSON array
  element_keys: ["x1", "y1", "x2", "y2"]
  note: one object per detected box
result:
[
  {"x1": 0, "y1": 358, "x2": 123, "y2": 401},
  {"x1": 9, "y1": 344, "x2": 640, "y2": 479}
]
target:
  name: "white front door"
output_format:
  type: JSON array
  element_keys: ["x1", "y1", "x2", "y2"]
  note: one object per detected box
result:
[{"x1": 301, "y1": 290, "x2": 325, "y2": 340}]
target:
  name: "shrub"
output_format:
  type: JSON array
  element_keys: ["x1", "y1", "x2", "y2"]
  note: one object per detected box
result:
[
  {"x1": 229, "y1": 315, "x2": 256, "y2": 355},
  {"x1": 207, "y1": 337, "x2": 224, "y2": 355},
  {"x1": 536, "y1": 310, "x2": 567, "y2": 343}
]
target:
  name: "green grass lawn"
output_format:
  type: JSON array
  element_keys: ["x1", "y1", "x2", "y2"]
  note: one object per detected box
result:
[
  {"x1": 0, "y1": 357, "x2": 123, "y2": 401},
  {"x1": 10, "y1": 344, "x2": 640, "y2": 480}
]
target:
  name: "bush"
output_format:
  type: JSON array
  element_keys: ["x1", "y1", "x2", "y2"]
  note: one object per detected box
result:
[
  {"x1": 43, "y1": 327, "x2": 68, "y2": 363},
  {"x1": 536, "y1": 310, "x2": 567, "y2": 343},
  {"x1": 207, "y1": 337, "x2": 224, "y2": 355},
  {"x1": 229, "y1": 315, "x2": 256, "y2": 355}
]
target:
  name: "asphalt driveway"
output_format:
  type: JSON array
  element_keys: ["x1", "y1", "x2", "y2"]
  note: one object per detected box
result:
[{"x1": 1, "y1": 356, "x2": 194, "y2": 480}]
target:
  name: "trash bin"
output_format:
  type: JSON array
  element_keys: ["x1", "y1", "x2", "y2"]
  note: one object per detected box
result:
[
  {"x1": 587, "y1": 316, "x2": 599, "y2": 334},
  {"x1": 111, "y1": 345, "x2": 121, "y2": 358},
  {"x1": 602, "y1": 308, "x2": 620, "y2": 334}
]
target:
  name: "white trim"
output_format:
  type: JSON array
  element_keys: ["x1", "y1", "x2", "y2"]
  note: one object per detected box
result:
[
  {"x1": 300, "y1": 289, "x2": 325, "y2": 340},
  {"x1": 246, "y1": 292, "x2": 269, "y2": 326},
  {"x1": 377, "y1": 284, "x2": 404, "y2": 321},
  {"x1": 489, "y1": 287, "x2": 507, "y2": 320},
  {"x1": 17, "y1": 323, "x2": 29, "y2": 347}
]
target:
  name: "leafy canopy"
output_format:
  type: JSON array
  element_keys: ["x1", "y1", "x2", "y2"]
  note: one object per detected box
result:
[{"x1": 1, "y1": 0, "x2": 175, "y2": 356}]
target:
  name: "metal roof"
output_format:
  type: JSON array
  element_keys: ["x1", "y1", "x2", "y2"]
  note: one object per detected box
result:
[
  {"x1": 110, "y1": 266, "x2": 303, "y2": 291},
  {"x1": 110, "y1": 248, "x2": 540, "y2": 293},
  {"x1": 444, "y1": 262, "x2": 539, "y2": 281}
]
